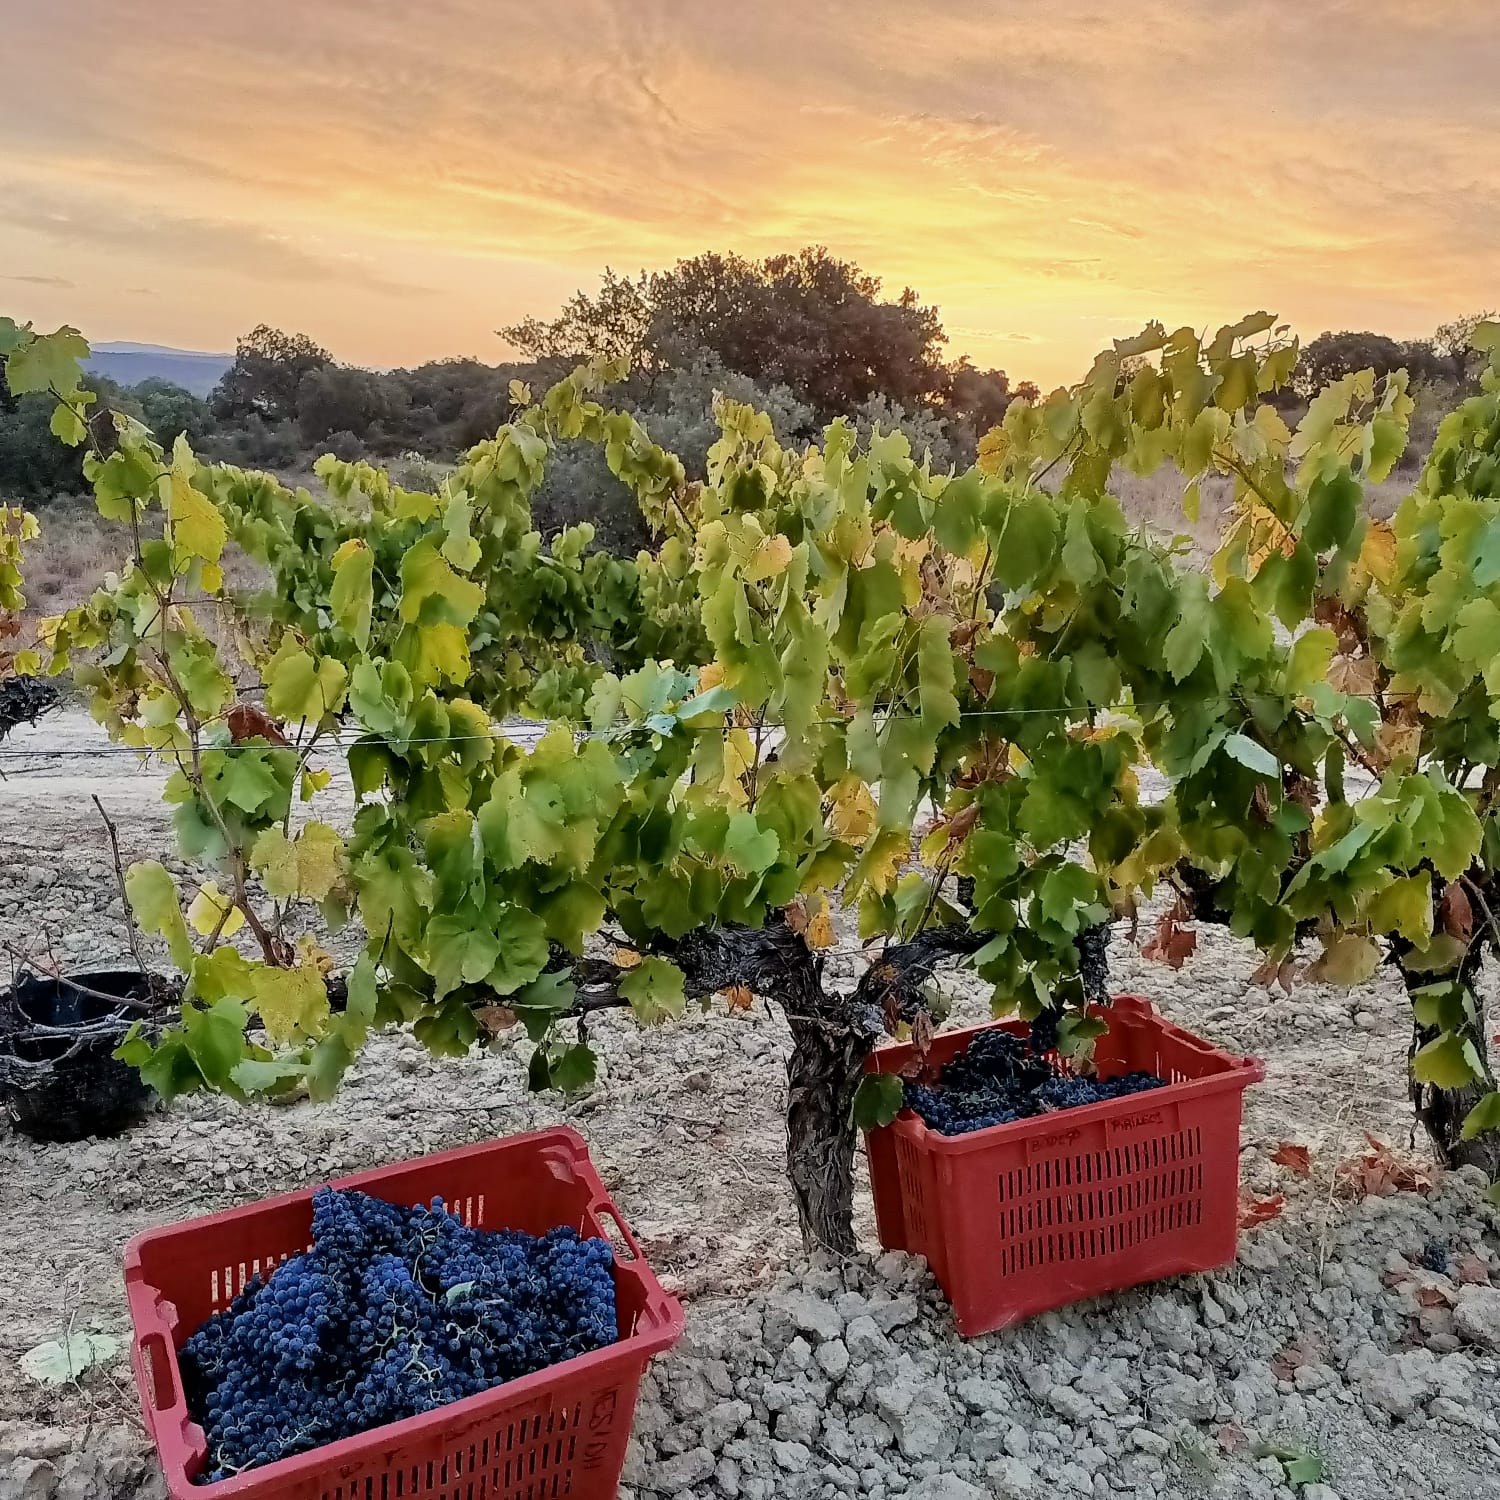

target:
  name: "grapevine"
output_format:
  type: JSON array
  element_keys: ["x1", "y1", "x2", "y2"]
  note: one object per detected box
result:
[{"x1": 13, "y1": 309, "x2": 1500, "y2": 1250}]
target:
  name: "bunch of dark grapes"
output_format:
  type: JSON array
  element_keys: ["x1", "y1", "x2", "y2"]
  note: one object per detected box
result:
[
  {"x1": 177, "y1": 1188, "x2": 618, "y2": 1483},
  {"x1": 904, "y1": 1024, "x2": 1165, "y2": 1137}
]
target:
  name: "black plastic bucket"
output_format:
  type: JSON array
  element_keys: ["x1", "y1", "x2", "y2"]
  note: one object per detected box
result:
[{"x1": 0, "y1": 970, "x2": 159, "y2": 1141}]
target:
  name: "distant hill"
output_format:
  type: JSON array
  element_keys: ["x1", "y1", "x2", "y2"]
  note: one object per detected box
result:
[{"x1": 83, "y1": 342, "x2": 232, "y2": 398}]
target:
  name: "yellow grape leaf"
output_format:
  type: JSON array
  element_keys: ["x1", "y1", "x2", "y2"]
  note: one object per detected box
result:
[
  {"x1": 187, "y1": 881, "x2": 244, "y2": 938},
  {"x1": 829, "y1": 777, "x2": 877, "y2": 842},
  {"x1": 250, "y1": 829, "x2": 299, "y2": 901},
  {"x1": 746, "y1": 534, "x2": 794, "y2": 582},
  {"x1": 1309, "y1": 933, "x2": 1381, "y2": 985},
  {"x1": 614, "y1": 948, "x2": 642, "y2": 970},
  {"x1": 165, "y1": 436, "x2": 226, "y2": 567},
  {"x1": 201, "y1": 561, "x2": 224, "y2": 594},
  {"x1": 301, "y1": 767, "x2": 332, "y2": 801},
  {"x1": 330, "y1": 538, "x2": 374, "y2": 651},
  {"x1": 1359, "y1": 520, "x2": 1397, "y2": 585},
  {"x1": 265, "y1": 641, "x2": 348, "y2": 724},
  {"x1": 805, "y1": 893, "x2": 835, "y2": 950},
  {"x1": 250, "y1": 824, "x2": 344, "y2": 901},
  {"x1": 847, "y1": 829, "x2": 907, "y2": 901},
  {"x1": 697, "y1": 661, "x2": 726, "y2": 693},
  {"x1": 298, "y1": 932, "x2": 337, "y2": 976},
  {"x1": 976, "y1": 426, "x2": 1010, "y2": 476},
  {"x1": 294, "y1": 822, "x2": 345, "y2": 901},
  {"x1": 1375, "y1": 720, "x2": 1423, "y2": 768},
  {"x1": 249, "y1": 962, "x2": 330, "y2": 1045}
]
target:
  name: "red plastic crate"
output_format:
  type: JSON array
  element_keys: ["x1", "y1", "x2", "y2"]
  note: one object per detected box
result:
[
  {"x1": 863, "y1": 996, "x2": 1264, "y2": 1336},
  {"x1": 123, "y1": 1127, "x2": 683, "y2": 1500}
]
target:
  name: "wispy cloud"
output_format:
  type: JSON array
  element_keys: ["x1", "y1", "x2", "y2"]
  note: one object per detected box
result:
[
  {"x1": 2, "y1": 273, "x2": 73, "y2": 288},
  {"x1": 0, "y1": 0, "x2": 1495, "y2": 383}
]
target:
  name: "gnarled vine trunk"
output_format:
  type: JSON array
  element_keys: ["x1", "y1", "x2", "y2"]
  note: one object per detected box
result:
[{"x1": 663, "y1": 919, "x2": 988, "y2": 1253}]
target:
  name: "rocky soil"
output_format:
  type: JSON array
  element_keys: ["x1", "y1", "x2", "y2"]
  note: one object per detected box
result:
[{"x1": 0, "y1": 713, "x2": 1497, "y2": 1499}]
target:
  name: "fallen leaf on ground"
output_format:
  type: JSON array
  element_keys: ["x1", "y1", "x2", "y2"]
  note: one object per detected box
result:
[
  {"x1": 21, "y1": 1333, "x2": 120, "y2": 1385},
  {"x1": 1455, "y1": 1254, "x2": 1492, "y2": 1285},
  {"x1": 1335, "y1": 1132, "x2": 1439, "y2": 1200},
  {"x1": 1270, "y1": 1141, "x2": 1312, "y2": 1177},
  {"x1": 1238, "y1": 1191, "x2": 1286, "y2": 1229},
  {"x1": 1269, "y1": 1333, "x2": 1323, "y2": 1382}
]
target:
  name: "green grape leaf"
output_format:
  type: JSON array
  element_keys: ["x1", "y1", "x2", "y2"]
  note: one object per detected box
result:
[
  {"x1": 933, "y1": 471, "x2": 983, "y2": 557},
  {"x1": 1060, "y1": 503, "x2": 1102, "y2": 587},
  {"x1": 399, "y1": 538, "x2": 484, "y2": 627},
  {"x1": 1287, "y1": 628, "x2": 1336, "y2": 692},
  {"x1": 1367, "y1": 873, "x2": 1433, "y2": 946},
  {"x1": 230, "y1": 1058, "x2": 308, "y2": 1094},
  {"x1": 4, "y1": 326, "x2": 88, "y2": 396},
  {"x1": 426, "y1": 915, "x2": 501, "y2": 1001},
  {"x1": 1412, "y1": 1033, "x2": 1485, "y2": 1090},
  {"x1": 345, "y1": 952, "x2": 379, "y2": 1029},
  {"x1": 852, "y1": 1073, "x2": 905, "y2": 1130},
  {"x1": 986, "y1": 492, "x2": 1058, "y2": 590},
  {"x1": 0, "y1": 317, "x2": 28, "y2": 357},
  {"x1": 1461, "y1": 1092, "x2": 1500, "y2": 1141},
  {"x1": 165, "y1": 437, "x2": 227, "y2": 566},
  {"x1": 723, "y1": 812, "x2": 779, "y2": 876},
  {"x1": 265, "y1": 642, "x2": 348, "y2": 724},
  {"x1": 510, "y1": 969, "x2": 577, "y2": 1043},
  {"x1": 547, "y1": 1043, "x2": 597, "y2": 1092},
  {"x1": 619, "y1": 956, "x2": 687, "y2": 1025},
  {"x1": 1452, "y1": 598, "x2": 1500, "y2": 667},
  {"x1": 305, "y1": 1033, "x2": 355, "y2": 1102},
  {"x1": 20, "y1": 1332, "x2": 120, "y2": 1385},
  {"x1": 50, "y1": 399, "x2": 90, "y2": 446},
  {"x1": 189, "y1": 946, "x2": 259, "y2": 1004},
  {"x1": 180, "y1": 997, "x2": 252, "y2": 1089},
  {"x1": 486, "y1": 906, "x2": 551, "y2": 995},
  {"x1": 1164, "y1": 576, "x2": 1211, "y2": 681},
  {"x1": 1223, "y1": 732, "x2": 1280, "y2": 779},
  {"x1": 125, "y1": 860, "x2": 194, "y2": 970},
  {"x1": 1303, "y1": 471, "x2": 1361, "y2": 553}
]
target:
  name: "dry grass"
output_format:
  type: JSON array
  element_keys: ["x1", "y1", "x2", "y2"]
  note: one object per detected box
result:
[
  {"x1": 1111, "y1": 443, "x2": 1428, "y2": 565},
  {"x1": 19, "y1": 493, "x2": 268, "y2": 677},
  {"x1": 23, "y1": 496, "x2": 121, "y2": 623}
]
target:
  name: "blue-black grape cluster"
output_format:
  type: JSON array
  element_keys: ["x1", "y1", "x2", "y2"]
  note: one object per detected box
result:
[
  {"x1": 178, "y1": 1188, "x2": 617, "y2": 1483},
  {"x1": 905, "y1": 1025, "x2": 1165, "y2": 1136}
]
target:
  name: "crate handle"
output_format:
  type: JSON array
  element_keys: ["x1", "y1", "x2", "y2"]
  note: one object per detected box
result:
[
  {"x1": 591, "y1": 1200, "x2": 642, "y2": 1262},
  {"x1": 132, "y1": 1329, "x2": 183, "y2": 1431}
]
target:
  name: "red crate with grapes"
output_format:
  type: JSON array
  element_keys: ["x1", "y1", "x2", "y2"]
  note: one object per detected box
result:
[
  {"x1": 863, "y1": 996, "x2": 1263, "y2": 1335},
  {"x1": 124, "y1": 1127, "x2": 681, "y2": 1499}
]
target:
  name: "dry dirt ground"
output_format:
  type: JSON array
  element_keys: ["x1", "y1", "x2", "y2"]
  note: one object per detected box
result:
[{"x1": 0, "y1": 713, "x2": 1496, "y2": 1499}]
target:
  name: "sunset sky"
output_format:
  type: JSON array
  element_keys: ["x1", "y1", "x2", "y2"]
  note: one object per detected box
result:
[{"x1": 2, "y1": 1, "x2": 1496, "y2": 388}]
